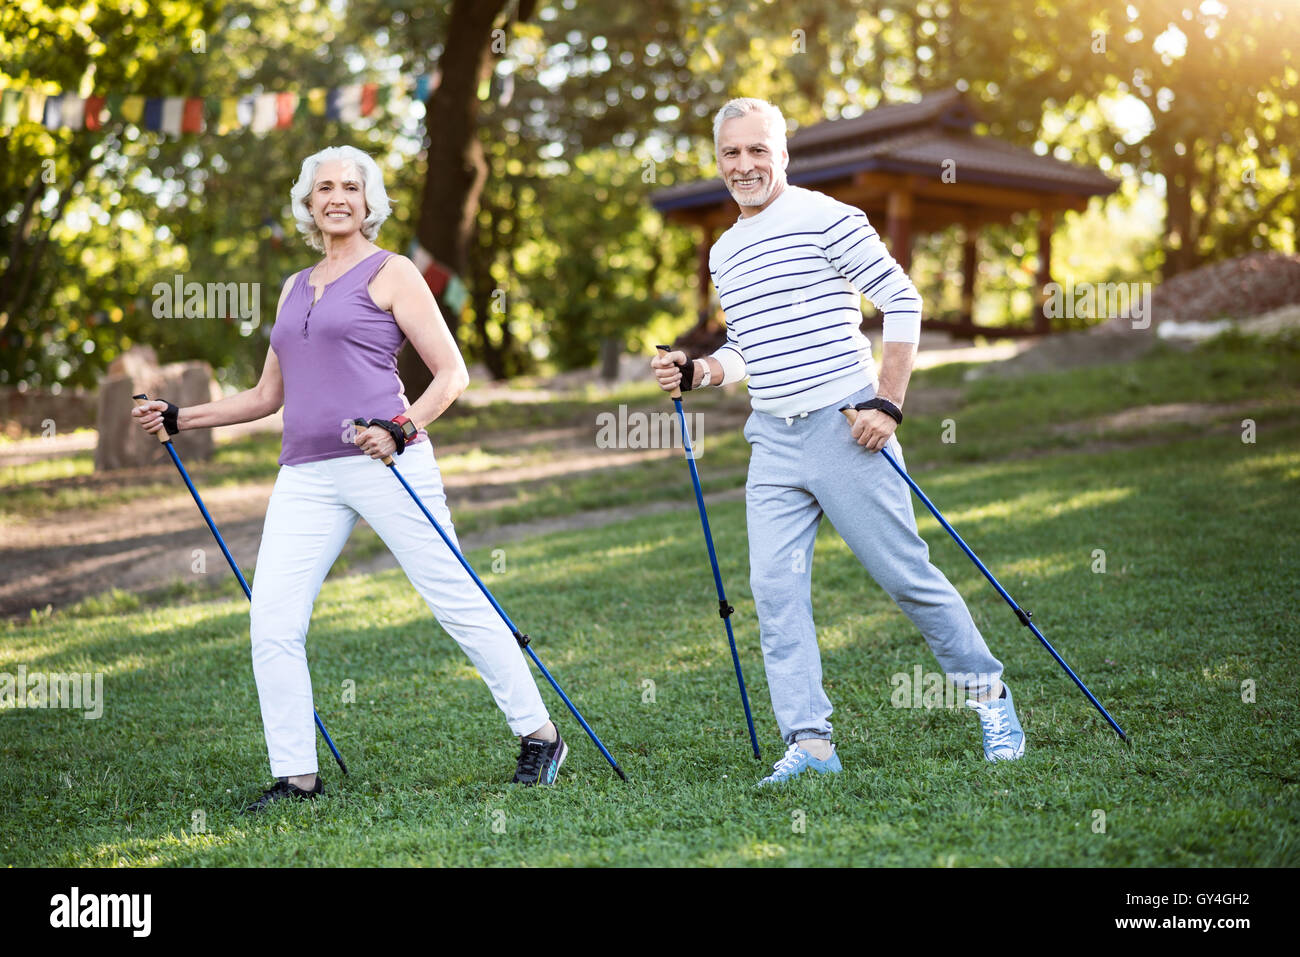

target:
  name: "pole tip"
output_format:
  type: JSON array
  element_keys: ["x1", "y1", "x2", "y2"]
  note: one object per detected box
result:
[{"x1": 615, "y1": 765, "x2": 629, "y2": 782}]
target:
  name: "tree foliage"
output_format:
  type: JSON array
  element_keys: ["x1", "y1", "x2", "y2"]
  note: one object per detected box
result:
[{"x1": 2, "y1": 0, "x2": 1295, "y2": 390}]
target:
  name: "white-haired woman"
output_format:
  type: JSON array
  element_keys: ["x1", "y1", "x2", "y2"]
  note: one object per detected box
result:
[{"x1": 133, "y1": 145, "x2": 565, "y2": 810}]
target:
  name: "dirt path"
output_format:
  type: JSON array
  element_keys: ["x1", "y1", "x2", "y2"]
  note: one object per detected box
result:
[
  {"x1": 4, "y1": 332, "x2": 1210, "y2": 621},
  {"x1": 7, "y1": 396, "x2": 1267, "y2": 622},
  {"x1": 0, "y1": 409, "x2": 752, "y2": 620}
]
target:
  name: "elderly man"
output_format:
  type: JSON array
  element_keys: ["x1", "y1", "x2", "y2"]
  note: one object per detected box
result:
[{"x1": 652, "y1": 97, "x2": 1025, "y2": 785}]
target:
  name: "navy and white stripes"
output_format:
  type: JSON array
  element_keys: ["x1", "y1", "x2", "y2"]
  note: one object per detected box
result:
[{"x1": 708, "y1": 185, "x2": 921, "y2": 417}]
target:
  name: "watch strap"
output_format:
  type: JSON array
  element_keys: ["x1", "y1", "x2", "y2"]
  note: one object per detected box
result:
[
  {"x1": 853, "y1": 397, "x2": 903, "y2": 425},
  {"x1": 392, "y1": 415, "x2": 417, "y2": 442}
]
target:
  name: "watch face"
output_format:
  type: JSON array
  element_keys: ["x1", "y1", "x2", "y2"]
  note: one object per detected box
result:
[{"x1": 401, "y1": 420, "x2": 417, "y2": 439}]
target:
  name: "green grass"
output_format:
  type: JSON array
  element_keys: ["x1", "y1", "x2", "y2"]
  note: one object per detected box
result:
[
  {"x1": 896, "y1": 330, "x2": 1300, "y2": 466},
  {"x1": 3, "y1": 336, "x2": 1297, "y2": 865}
]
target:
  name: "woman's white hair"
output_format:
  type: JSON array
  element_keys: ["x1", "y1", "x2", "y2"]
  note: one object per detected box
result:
[
  {"x1": 712, "y1": 98, "x2": 788, "y2": 155},
  {"x1": 289, "y1": 145, "x2": 392, "y2": 251}
]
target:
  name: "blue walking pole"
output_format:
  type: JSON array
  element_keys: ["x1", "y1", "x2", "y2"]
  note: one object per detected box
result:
[
  {"x1": 352, "y1": 421, "x2": 628, "y2": 782},
  {"x1": 656, "y1": 349, "x2": 761, "y2": 760},
  {"x1": 132, "y1": 395, "x2": 349, "y2": 774},
  {"x1": 839, "y1": 407, "x2": 1127, "y2": 742}
]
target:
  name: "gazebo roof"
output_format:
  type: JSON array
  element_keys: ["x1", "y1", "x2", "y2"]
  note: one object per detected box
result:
[{"x1": 651, "y1": 88, "x2": 1118, "y2": 220}]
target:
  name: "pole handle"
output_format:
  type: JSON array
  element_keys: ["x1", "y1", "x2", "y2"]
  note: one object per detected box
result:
[
  {"x1": 131, "y1": 393, "x2": 172, "y2": 444},
  {"x1": 655, "y1": 345, "x2": 684, "y2": 400},
  {"x1": 351, "y1": 417, "x2": 394, "y2": 466},
  {"x1": 839, "y1": 406, "x2": 859, "y2": 426}
]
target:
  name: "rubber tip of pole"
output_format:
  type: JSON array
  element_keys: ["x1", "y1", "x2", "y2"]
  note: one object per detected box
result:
[
  {"x1": 339, "y1": 760, "x2": 350, "y2": 776},
  {"x1": 614, "y1": 765, "x2": 629, "y2": 782}
]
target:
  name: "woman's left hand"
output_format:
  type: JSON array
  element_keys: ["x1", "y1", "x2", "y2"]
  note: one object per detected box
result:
[{"x1": 354, "y1": 424, "x2": 397, "y2": 460}]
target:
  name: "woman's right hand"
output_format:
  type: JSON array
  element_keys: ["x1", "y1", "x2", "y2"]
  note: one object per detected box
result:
[{"x1": 131, "y1": 399, "x2": 175, "y2": 436}]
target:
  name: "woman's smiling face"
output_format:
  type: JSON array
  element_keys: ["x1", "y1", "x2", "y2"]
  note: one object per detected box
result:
[{"x1": 310, "y1": 159, "x2": 368, "y2": 241}]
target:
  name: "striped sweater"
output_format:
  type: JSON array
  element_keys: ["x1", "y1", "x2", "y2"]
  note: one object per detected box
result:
[{"x1": 708, "y1": 184, "x2": 922, "y2": 417}]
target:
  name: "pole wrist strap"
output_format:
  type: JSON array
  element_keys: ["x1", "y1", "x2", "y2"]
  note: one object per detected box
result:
[{"x1": 853, "y1": 397, "x2": 903, "y2": 425}]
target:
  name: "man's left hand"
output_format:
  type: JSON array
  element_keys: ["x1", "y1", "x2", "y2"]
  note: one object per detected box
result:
[{"x1": 850, "y1": 409, "x2": 897, "y2": 452}]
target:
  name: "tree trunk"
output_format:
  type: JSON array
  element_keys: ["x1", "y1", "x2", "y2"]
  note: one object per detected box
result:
[
  {"x1": 1164, "y1": 146, "x2": 1196, "y2": 280},
  {"x1": 401, "y1": 0, "x2": 513, "y2": 398}
]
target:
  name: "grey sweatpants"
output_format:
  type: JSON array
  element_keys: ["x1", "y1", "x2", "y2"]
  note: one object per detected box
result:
[{"x1": 744, "y1": 383, "x2": 1003, "y2": 744}]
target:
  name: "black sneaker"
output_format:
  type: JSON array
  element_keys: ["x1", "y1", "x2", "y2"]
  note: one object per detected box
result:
[
  {"x1": 512, "y1": 730, "x2": 567, "y2": 786},
  {"x1": 242, "y1": 776, "x2": 323, "y2": 814}
]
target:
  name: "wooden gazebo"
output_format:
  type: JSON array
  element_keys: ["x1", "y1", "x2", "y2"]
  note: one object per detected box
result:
[{"x1": 651, "y1": 88, "x2": 1118, "y2": 338}]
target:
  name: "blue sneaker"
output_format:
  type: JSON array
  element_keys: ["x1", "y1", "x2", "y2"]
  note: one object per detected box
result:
[
  {"x1": 757, "y1": 742, "x2": 842, "y2": 787},
  {"x1": 965, "y1": 682, "x2": 1026, "y2": 761}
]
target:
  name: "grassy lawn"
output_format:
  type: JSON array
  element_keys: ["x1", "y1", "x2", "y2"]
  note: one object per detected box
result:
[{"x1": 2, "y1": 332, "x2": 1297, "y2": 866}]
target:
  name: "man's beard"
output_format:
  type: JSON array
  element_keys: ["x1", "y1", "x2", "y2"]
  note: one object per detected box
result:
[{"x1": 727, "y1": 172, "x2": 777, "y2": 208}]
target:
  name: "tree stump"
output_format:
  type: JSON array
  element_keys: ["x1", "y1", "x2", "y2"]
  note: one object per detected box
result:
[{"x1": 95, "y1": 346, "x2": 220, "y2": 470}]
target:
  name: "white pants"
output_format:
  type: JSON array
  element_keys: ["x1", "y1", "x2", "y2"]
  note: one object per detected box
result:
[{"x1": 249, "y1": 440, "x2": 549, "y2": 776}]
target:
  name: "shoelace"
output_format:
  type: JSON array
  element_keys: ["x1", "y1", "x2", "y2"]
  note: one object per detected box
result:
[
  {"x1": 516, "y1": 740, "x2": 546, "y2": 779},
  {"x1": 966, "y1": 698, "x2": 1014, "y2": 749},
  {"x1": 769, "y1": 743, "x2": 806, "y2": 776}
]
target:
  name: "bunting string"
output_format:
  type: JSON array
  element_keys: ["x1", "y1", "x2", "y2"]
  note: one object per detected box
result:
[{"x1": 0, "y1": 73, "x2": 440, "y2": 134}]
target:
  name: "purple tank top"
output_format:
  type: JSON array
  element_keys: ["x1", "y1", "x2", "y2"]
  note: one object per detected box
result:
[{"x1": 270, "y1": 249, "x2": 427, "y2": 466}]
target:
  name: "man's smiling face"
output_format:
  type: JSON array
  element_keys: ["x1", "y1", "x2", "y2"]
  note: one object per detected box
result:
[{"x1": 717, "y1": 111, "x2": 789, "y2": 215}]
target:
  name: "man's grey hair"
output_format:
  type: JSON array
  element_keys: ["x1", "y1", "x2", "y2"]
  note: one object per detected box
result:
[
  {"x1": 290, "y1": 145, "x2": 393, "y2": 252},
  {"x1": 712, "y1": 98, "x2": 788, "y2": 155}
]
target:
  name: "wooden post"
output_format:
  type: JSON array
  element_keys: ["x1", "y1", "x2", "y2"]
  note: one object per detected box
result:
[
  {"x1": 886, "y1": 188, "x2": 913, "y2": 273},
  {"x1": 696, "y1": 225, "x2": 714, "y2": 328},
  {"x1": 1035, "y1": 209, "x2": 1054, "y2": 334},
  {"x1": 960, "y1": 224, "x2": 978, "y2": 328}
]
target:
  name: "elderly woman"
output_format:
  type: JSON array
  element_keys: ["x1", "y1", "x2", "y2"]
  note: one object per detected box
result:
[{"x1": 133, "y1": 145, "x2": 565, "y2": 810}]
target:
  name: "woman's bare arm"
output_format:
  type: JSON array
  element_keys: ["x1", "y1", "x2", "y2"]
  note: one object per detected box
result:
[
  {"x1": 131, "y1": 279, "x2": 291, "y2": 435},
  {"x1": 373, "y1": 255, "x2": 469, "y2": 428}
]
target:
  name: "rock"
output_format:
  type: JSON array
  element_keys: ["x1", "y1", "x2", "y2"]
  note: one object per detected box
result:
[{"x1": 94, "y1": 346, "x2": 219, "y2": 470}]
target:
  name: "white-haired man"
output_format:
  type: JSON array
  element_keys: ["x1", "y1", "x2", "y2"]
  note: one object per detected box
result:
[{"x1": 652, "y1": 98, "x2": 1025, "y2": 785}]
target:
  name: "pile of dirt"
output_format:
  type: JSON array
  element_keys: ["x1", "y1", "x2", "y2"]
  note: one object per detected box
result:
[
  {"x1": 974, "y1": 251, "x2": 1300, "y2": 380},
  {"x1": 1094, "y1": 251, "x2": 1300, "y2": 333}
]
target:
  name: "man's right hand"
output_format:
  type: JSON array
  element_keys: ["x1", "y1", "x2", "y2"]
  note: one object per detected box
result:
[{"x1": 651, "y1": 349, "x2": 694, "y2": 393}]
